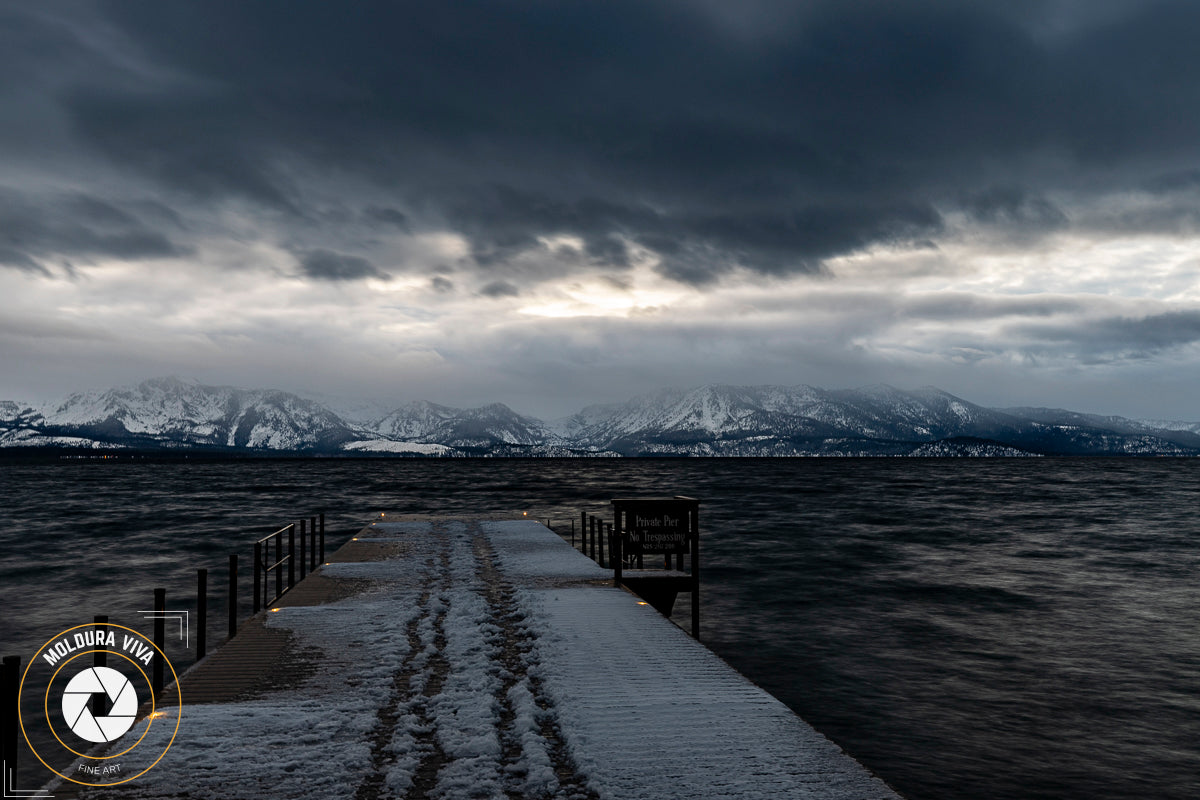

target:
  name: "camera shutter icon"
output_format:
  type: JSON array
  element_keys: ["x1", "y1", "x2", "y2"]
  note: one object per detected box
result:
[{"x1": 61, "y1": 666, "x2": 139, "y2": 743}]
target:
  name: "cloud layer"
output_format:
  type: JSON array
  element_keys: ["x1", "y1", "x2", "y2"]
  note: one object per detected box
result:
[{"x1": 3, "y1": 1, "x2": 1200, "y2": 418}]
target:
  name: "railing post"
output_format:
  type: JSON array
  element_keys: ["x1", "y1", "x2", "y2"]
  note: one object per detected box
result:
[
  {"x1": 691, "y1": 504, "x2": 700, "y2": 640},
  {"x1": 92, "y1": 615, "x2": 108, "y2": 716},
  {"x1": 590, "y1": 516, "x2": 597, "y2": 562},
  {"x1": 252, "y1": 541, "x2": 262, "y2": 614},
  {"x1": 3, "y1": 655, "x2": 19, "y2": 791},
  {"x1": 275, "y1": 530, "x2": 283, "y2": 602},
  {"x1": 288, "y1": 524, "x2": 295, "y2": 589},
  {"x1": 197, "y1": 569, "x2": 208, "y2": 661},
  {"x1": 579, "y1": 511, "x2": 585, "y2": 552},
  {"x1": 310, "y1": 516, "x2": 317, "y2": 572},
  {"x1": 319, "y1": 512, "x2": 326, "y2": 563},
  {"x1": 299, "y1": 519, "x2": 307, "y2": 580},
  {"x1": 614, "y1": 506, "x2": 624, "y2": 587},
  {"x1": 228, "y1": 554, "x2": 238, "y2": 640},
  {"x1": 153, "y1": 588, "x2": 165, "y2": 699}
]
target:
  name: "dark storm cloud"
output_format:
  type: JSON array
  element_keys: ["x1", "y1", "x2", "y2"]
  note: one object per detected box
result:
[
  {"x1": 294, "y1": 249, "x2": 386, "y2": 282},
  {"x1": 479, "y1": 281, "x2": 520, "y2": 299},
  {"x1": 962, "y1": 186, "x2": 1069, "y2": 231},
  {"x1": 11, "y1": 0, "x2": 1200, "y2": 283},
  {"x1": 0, "y1": 188, "x2": 187, "y2": 272},
  {"x1": 901, "y1": 293, "x2": 1083, "y2": 321},
  {"x1": 362, "y1": 207, "x2": 410, "y2": 231},
  {"x1": 1013, "y1": 310, "x2": 1200, "y2": 360}
]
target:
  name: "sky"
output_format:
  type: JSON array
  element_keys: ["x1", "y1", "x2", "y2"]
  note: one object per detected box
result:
[{"x1": 3, "y1": 0, "x2": 1200, "y2": 420}]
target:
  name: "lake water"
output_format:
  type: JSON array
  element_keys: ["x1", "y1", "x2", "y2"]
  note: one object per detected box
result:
[{"x1": 2, "y1": 457, "x2": 1198, "y2": 799}]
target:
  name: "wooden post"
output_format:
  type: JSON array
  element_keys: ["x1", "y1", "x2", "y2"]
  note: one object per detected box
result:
[
  {"x1": 613, "y1": 508, "x2": 623, "y2": 588},
  {"x1": 197, "y1": 569, "x2": 208, "y2": 661},
  {"x1": 252, "y1": 541, "x2": 262, "y2": 614},
  {"x1": 319, "y1": 512, "x2": 326, "y2": 563},
  {"x1": 309, "y1": 516, "x2": 317, "y2": 572},
  {"x1": 288, "y1": 523, "x2": 296, "y2": 588},
  {"x1": 690, "y1": 504, "x2": 700, "y2": 640},
  {"x1": 228, "y1": 554, "x2": 238, "y2": 640},
  {"x1": 275, "y1": 530, "x2": 283, "y2": 602},
  {"x1": 579, "y1": 511, "x2": 586, "y2": 553},
  {"x1": 299, "y1": 519, "x2": 307, "y2": 580},
  {"x1": 590, "y1": 516, "x2": 597, "y2": 562},
  {"x1": 2, "y1": 655, "x2": 19, "y2": 791},
  {"x1": 571, "y1": 518, "x2": 575, "y2": 547},
  {"x1": 153, "y1": 588, "x2": 165, "y2": 699},
  {"x1": 92, "y1": 615, "x2": 108, "y2": 716}
]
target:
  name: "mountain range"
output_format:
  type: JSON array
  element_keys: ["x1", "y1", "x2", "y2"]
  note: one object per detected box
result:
[{"x1": 2, "y1": 377, "x2": 1197, "y2": 457}]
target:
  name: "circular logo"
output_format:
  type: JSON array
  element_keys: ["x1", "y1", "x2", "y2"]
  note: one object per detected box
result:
[
  {"x1": 18, "y1": 622, "x2": 182, "y2": 787},
  {"x1": 61, "y1": 666, "x2": 138, "y2": 743}
]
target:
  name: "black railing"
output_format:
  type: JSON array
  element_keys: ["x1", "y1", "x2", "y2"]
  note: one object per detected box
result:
[
  {"x1": 578, "y1": 511, "x2": 624, "y2": 569},
  {"x1": 253, "y1": 523, "x2": 294, "y2": 614},
  {"x1": 250, "y1": 512, "x2": 327, "y2": 614}
]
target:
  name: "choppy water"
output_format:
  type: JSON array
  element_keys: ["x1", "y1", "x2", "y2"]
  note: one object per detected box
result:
[{"x1": 2, "y1": 457, "x2": 1198, "y2": 799}]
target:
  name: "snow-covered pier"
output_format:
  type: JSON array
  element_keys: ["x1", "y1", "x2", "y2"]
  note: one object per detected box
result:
[{"x1": 62, "y1": 517, "x2": 900, "y2": 799}]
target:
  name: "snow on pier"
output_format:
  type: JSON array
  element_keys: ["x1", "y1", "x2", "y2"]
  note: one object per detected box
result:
[{"x1": 66, "y1": 517, "x2": 899, "y2": 799}]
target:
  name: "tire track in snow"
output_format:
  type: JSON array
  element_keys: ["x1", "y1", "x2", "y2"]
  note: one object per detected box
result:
[
  {"x1": 473, "y1": 528, "x2": 600, "y2": 800},
  {"x1": 355, "y1": 531, "x2": 452, "y2": 800}
]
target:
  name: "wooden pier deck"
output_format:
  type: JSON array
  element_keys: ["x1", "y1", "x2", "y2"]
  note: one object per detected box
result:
[{"x1": 55, "y1": 516, "x2": 900, "y2": 800}]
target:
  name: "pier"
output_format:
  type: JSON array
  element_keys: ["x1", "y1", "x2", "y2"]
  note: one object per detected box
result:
[{"x1": 41, "y1": 515, "x2": 899, "y2": 799}]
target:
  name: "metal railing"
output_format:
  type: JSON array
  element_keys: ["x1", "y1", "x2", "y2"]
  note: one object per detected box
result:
[
  {"x1": 252, "y1": 513, "x2": 326, "y2": 613},
  {"x1": 578, "y1": 511, "x2": 623, "y2": 569},
  {"x1": 253, "y1": 523, "x2": 294, "y2": 613}
]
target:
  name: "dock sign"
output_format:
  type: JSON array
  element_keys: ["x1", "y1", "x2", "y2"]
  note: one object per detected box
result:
[
  {"x1": 627, "y1": 508, "x2": 689, "y2": 554},
  {"x1": 613, "y1": 497, "x2": 697, "y2": 555},
  {"x1": 611, "y1": 496, "x2": 701, "y2": 639}
]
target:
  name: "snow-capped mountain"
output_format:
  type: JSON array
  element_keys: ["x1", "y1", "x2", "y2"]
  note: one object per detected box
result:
[
  {"x1": 4, "y1": 377, "x2": 358, "y2": 452},
  {"x1": 555, "y1": 384, "x2": 1033, "y2": 454},
  {"x1": 369, "y1": 401, "x2": 555, "y2": 452},
  {"x1": 1, "y1": 378, "x2": 1197, "y2": 456}
]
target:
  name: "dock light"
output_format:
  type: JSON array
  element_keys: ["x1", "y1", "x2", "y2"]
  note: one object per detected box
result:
[
  {"x1": 523, "y1": 511, "x2": 528, "y2": 516},
  {"x1": 352, "y1": 537, "x2": 359, "y2": 541},
  {"x1": 270, "y1": 607, "x2": 282, "y2": 613},
  {"x1": 149, "y1": 711, "x2": 166, "y2": 719},
  {"x1": 637, "y1": 601, "x2": 649, "y2": 606}
]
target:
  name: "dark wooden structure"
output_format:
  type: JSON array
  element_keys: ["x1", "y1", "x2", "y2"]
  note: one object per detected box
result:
[{"x1": 611, "y1": 496, "x2": 700, "y2": 639}]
